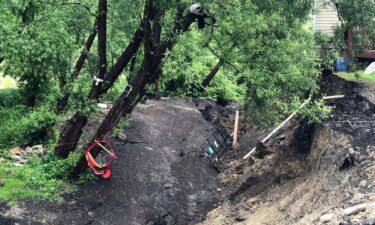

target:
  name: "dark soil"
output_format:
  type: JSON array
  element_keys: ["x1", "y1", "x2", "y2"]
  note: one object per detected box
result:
[
  {"x1": 199, "y1": 73, "x2": 375, "y2": 225},
  {"x1": 0, "y1": 98, "x2": 234, "y2": 225},
  {"x1": 321, "y1": 73, "x2": 375, "y2": 148}
]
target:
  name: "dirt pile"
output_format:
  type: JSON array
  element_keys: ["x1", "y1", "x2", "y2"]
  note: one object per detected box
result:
[
  {"x1": 0, "y1": 98, "x2": 234, "y2": 225},
  {"x1": 199, "y1": 74, "x2": 375, "y2": 225}
]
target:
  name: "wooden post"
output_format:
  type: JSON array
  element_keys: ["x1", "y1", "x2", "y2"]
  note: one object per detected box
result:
[{"x1": 233, "y1": 110, "x2": 240, "y2": 146}]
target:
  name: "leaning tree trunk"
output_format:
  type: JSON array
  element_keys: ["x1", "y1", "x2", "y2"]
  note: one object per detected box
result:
[
  {"x1": 54, "y1": 10, "x2": 144, "y2": 158},
  {"x1": 71, "y1": 66, "x2": 152, "y2": 177},
  {"x1": 55, "y1": 0, "x2": 107, "y2": 159},
  {"x1": 71, "y1": 2, "x2": 199, "y2": 176},
  {"x1": 54, "y1": 113, "x2": 88, "y2": 158}
]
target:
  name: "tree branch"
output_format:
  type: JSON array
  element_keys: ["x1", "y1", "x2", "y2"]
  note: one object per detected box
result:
[
  {"x1": 89, "y1": 0, "x2": 107, "y2": 99},
  {"x1": 56, "y1": 19, "x2": 98, "y2": 112},
  {"x1": 201, "y1": 58, "x2": 225, "y2": 87}
]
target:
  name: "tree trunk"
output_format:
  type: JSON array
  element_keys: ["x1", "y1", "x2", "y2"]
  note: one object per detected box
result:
[
  {"x1": 54, "y1": 113, "x2": 88, "y2": 158},
  {"x1": 56, "y1": 19, "x2": 98, "y2": 113},
  {"x1": 71, "y1": 2, "x2": 199, "y2": 176},
  {"x1": 128, "y1": 54, "x2": 137, "y2": 77},
  {"x1": 345, "y1": 28, "x2": 354, "y2": 59},
  {"x1": 54, "y1": 14, "x2": 144, "y2": 159},
  {"x1": 201, "y1": 58, "x2": 224, "y2": 87},
  {"x1": 55, "y1": 0, "x2": 107, "y2": 159},
  {"x1": 98, "y1": 27, "x2": 144, "y2": 96},
  {"x1": 71, "y1": 67, "x2": 150, "y2": 177},
  {"x1": 89, "y1": 0, "x2": 107, "y2": 99}
]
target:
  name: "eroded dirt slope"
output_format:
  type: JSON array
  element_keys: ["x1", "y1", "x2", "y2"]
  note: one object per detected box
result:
[
  {"x1": 199, "y1": 74, "x2": 375, "y2": 225},
  {"x1": 1, "y1": 98, "x2": 228, "y2": 225}
]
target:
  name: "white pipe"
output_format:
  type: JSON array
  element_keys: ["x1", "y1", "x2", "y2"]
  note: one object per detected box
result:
[
  {"x1": 320, "y1": 202, "x2": 374, "y2": 223},
  {"x1": 243, "y1": 98, "x2": 311, "y2": 160},
  {"x1": 242, "y1": 94, "x2": 345, "y2": 160},
  {"x1": 322, "y1": 95, "x2": 345, "y2": 100}
]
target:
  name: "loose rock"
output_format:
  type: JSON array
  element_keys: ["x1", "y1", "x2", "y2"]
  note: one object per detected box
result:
[
  {"x1": 117, "y1": 132, "x2": 128, "y2": 141},
  {"x1": 359, "y1": 180, "x2": 368, "y2": 188},
  {"x1": 32, "y1": 145, "x2": 45, "y2": 156},
  {"x1": 10, "y1": 147, "x2": 22, "y2": 156},
  {"x1": 247, "y1": 197, "x2": 258, "y2": 204},
  {"x1": 235, "y1": 209, "x2": 248, "y2": 221},
  {"x1": 361, "y1": 218, "x2": 375, "y2": 225}
]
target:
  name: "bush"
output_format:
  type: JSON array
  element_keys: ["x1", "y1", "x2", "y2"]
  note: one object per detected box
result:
[
  {"x1": 0, "y1": 106, "x2": 58, "y2": 149},
  {"x1": 0, "y1": 88, "x2": 24, "y2": 107},
  {"x1": 314, "y1": 32, "x2": 340, "y2": 71}
]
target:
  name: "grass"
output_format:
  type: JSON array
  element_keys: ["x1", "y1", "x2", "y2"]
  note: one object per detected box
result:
[
  {"x1": 0, "y1": 163, "x2": 65, "y2": 203},
  {"x1": 0, "y1": 151, "x2": 84, "y2": 204},
  {"x1": 338, "y1": 71, "x2": 375, "y2": 82}
]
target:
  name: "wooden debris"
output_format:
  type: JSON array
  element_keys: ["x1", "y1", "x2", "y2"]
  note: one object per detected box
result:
[{"x1": 233, "y1": 110, "x2": 240, "y2": 147}]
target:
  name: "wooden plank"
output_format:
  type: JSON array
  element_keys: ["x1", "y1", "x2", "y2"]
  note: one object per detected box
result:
[{"x1": 233, "y1": 110, "x2": 240, "y2": 146}]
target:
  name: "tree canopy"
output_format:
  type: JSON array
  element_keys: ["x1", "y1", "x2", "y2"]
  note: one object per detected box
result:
[{"x1": 0, "y1": 0, "x2": 327, "y2": 179}]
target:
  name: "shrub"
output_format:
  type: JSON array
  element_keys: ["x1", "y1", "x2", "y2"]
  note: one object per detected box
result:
[
  {"x1": 0, "y1": 106, "x2": 58, "y2": 149},
  {"x1": 0, "y1": 88, "x2": 24, "y2": 107}
]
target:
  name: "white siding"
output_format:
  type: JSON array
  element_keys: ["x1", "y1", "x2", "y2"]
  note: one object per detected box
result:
[{"x1": 314, "y1": 0, "x2": 341, "y2": 36}]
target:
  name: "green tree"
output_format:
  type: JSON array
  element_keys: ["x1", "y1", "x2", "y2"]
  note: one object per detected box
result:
[
  {"x1": 1, "y1": 0, "x2": 94, "y2": 106},
  {"x1": 325, "y1": 0, "x2": 375, "y2": 56}
]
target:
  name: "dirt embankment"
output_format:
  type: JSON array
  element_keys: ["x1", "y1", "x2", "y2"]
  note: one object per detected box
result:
[
  {"x1": 0, "y1": 98, "x2": 234, "y2": 225},
  {"x1": 199, "y1": 74, "x2": 375, "y2": 225}
]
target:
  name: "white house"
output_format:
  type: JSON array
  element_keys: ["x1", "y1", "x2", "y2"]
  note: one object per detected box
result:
[{"x1": 314, "y1": 0, "x2": 340, "y2": 36}]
